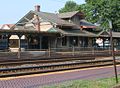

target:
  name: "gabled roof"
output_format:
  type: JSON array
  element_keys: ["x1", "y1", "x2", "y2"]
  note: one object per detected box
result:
[
  {"x1": 33, "y1": 11, "x2": 77, "y2": 27},
  {"x1": 58, "y1": 11, "x2": 79, "y2": 19},
  {"x1": 6, "y1": 24, "x2": 14, "y2": 28},
  {"x1": 98, "y1": 30, "x2": 109, "y2": 37},
  {"x1": 0, "y1": 24, "x2": 14, "y2": 29},
  {"x1": 15, "y1": 10, "x2": 77, "y2": 28}
]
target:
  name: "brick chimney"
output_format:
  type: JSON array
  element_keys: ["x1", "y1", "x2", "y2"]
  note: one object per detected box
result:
[
  {"x1": 35, "y1": 5, "x2": 40, "y2": 12},
  {"x1": 34, "y1": 5, "x2": 40, "y2": 32}
]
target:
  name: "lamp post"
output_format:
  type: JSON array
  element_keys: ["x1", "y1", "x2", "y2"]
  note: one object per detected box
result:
[{"x1": 108, "y1": 19, "x2": 118, "y2": 83}]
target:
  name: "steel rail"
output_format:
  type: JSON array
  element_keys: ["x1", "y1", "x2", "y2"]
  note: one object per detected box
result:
[{"x1": 0, "y1": 59, "x2": 116, "y2": 78}]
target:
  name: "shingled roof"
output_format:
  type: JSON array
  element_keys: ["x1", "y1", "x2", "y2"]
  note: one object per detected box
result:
[
  {"x1": 56, "y1": 28, "x2": 97, "y2": 37},
  {"x1": 0, "y1": 24, "x2": 14, "y2": 29},
  {"x1": 16, "y1": 10, "x2": 78, "y2": 28},
  {"x1": 58, "y1": 11, "x2": 79, "y2": 19},
  {"x1": 80, "y1": 20, "x2": 97, "y2": 28},
  {"x1": 35, "y1": 11, "x2": 78, "y2": 27}
]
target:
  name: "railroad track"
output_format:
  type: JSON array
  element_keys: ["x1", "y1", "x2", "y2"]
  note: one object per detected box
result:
[
  {"x1": 0, "y1": 51, "x2": 120, "y2": 78},
  {"x1": 0, "y1": 51, "x2": 114, "y2": 67},
  {"x1": 0, "y1": 59, "x2": 119, "y2": 78},
  {"x1": 0, "y1": 56, "x2": 95, "y2": 67}
]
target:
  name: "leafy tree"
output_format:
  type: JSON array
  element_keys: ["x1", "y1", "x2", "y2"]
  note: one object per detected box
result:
[
  {"x1": 59, "y1": 0, "x2": 120, "y2": 31},
  {"x1": 59, "y1": 1, "x2": 79, "y2": 13},
  {"x1": 84, "y1": 0, "x2": 120, "y2": 31}
]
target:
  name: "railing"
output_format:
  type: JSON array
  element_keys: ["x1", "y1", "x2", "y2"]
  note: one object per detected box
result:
[
  {"x1": 50, "y1": 47, "x2": 94, "y2": 56},
  {"x1": 0, "y1": 46, "x2": 120, "y2": 59}
]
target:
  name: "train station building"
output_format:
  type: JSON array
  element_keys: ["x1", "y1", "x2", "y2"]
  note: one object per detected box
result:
[{"x1": 0, "y1": 5, "x2": 120, "y2": 52}]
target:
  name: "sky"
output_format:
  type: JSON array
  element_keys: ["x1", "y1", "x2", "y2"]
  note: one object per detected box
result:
[{"x1": 0, "y1": 0, "x2": 85, "y2": 24}]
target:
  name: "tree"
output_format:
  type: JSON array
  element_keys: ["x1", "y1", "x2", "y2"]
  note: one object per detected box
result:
[
  {"x1": 59, "y1": 1, "x2": 79, "y2": 13},
  {"x1": 84, "y1": 0, "x2": 120, "y2": 31},
  {"x1": 59, "y1": 0, "x2": 120, "y2": 31}
]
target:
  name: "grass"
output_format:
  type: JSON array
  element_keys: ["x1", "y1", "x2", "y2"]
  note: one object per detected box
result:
[{"x1": 43, "y1": 76, "x2": 120, "y2": 88}]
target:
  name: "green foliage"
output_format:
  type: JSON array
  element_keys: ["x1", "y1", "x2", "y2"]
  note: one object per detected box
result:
[
  {"x1": 59, "y1": 1, "x2": 79, "y2": 13},
  {"x1": 43, "y1": 76, "x2": 120, "y2": 88},
  {"x1": 85, "y1": 0, "x2": 120, "y2": 31},
  {"x1": 59, "y1": 0, "x2": 120, "y2": 31}
]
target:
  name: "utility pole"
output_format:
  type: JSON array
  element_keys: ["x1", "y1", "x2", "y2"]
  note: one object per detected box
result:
[{"x1": 109, "y1": 19, "x2": 118, "y2": 83}]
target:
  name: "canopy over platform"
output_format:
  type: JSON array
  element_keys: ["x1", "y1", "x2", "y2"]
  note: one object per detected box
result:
[
  {"x1": 57, "y1": 28, "x2": 97, "y2": 37},
  {"x1": 0, "y1": 29, "x2": 59, "y2": 36},
  {"x1": 99, "y1": 31, "x2": 120, "y2": 38}
]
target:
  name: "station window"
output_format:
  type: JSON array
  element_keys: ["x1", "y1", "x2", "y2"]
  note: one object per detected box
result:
[{"x1": 69, "y1": 36, "x2": 78, "y2": 46}]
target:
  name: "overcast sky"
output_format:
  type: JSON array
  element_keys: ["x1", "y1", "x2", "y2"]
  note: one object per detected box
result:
[{"x1": 0, "y1": 0, "x2": 85, "y2": 24}]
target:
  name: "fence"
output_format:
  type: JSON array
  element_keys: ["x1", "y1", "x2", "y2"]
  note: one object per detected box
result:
[{"x1": 0, "y1": 46, "x2": 120, "y2": 59}]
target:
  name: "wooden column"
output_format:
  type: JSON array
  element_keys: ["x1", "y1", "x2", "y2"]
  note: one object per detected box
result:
[
  {"x1": 25, "y1": 35, "x2": 29, "y2": 49},
  {"x1": 103, "y1": 38, "x2": 105, "y2": 49},
  {"x1": 67, "y1": 36, "x2": 69, "y2": 47},
  {"x1": 48, "y1": 38, "x2": 51, "y2": 57},
  {"x1": 39, "y1": 36, "x2": 42, "y2": 49},
  {"x1": 6, "y1": 34, "x2": 11, "y2": 51},
  {"x1": 18, "y1": 35, "x2": 22, "y2": 59},
  {"x1": 88, "y1": 37, "x2": 92, "y2": 47},
  {"x1": 55, "y1": 37, "x2": 57, "y2": 49}
]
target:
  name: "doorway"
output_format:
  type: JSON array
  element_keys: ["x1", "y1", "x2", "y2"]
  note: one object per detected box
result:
[{"x1": 42, "y1": 36, "x2": 49, "y2": 49}]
